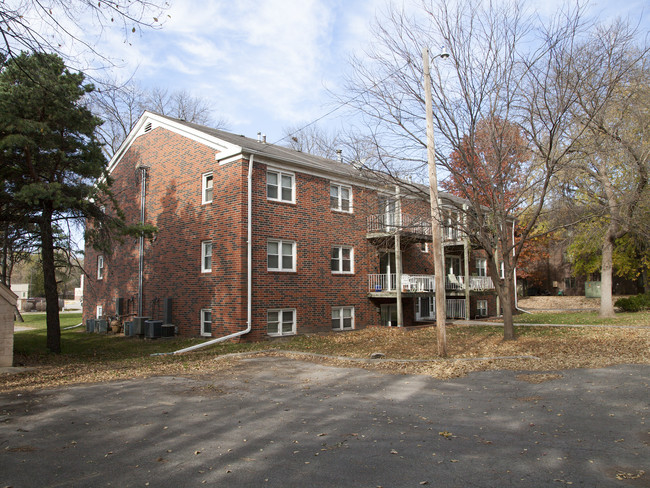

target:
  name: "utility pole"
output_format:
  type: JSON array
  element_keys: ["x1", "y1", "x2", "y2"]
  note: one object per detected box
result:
[{"x1": 423, "y1": 47, "x2": 447, "y2": 357}]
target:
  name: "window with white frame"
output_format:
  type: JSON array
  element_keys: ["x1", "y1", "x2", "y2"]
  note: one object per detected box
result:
[
  {"x1": 477, "y1": 258, "x2": 487, "y2": 276},
  {"x1": 477, "y1": 299, "x2": 488, "y2": 317},
  {"x1": 202, "y1": 173, "x2": 214, "y2": 204},
  {"x1": 97, "y1": 255, "x2": 104, "y2": 280},
  {"x1": 96, "y1": 305, "x2": 103, "y2": 319},
  {"x1": 267, "y1": 169, "x2": 294, "y2": 203},
  {"x1": 330, "y1": 183, "x2": 352, "y2": 212},
  {"x1": 332, "y1": 306, "x2": 354, "y2": 330},
  {"x1": 500, "y1": 262, "x2": 505, "y2": 279},
  {"x1": 201, "y1": 240, "x2": 213, "y2": 273},
  {"x1": 267, "y1": 239, "x2": 296, "y2": 271},
  {"x1": 267, "y1": 309, "x2": 296, "y2": 336},
  {"x1": 331, "y1": 246, "x2": 353, "y2": 274},
  {"x1": 200, "y1": 309, "x2": 212, "y2": 336}
]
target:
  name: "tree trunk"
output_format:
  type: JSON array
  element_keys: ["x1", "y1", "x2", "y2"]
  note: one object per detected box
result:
[
  {"x1": 40, "y1": 207, "x2": 61, "y2": 353},
  {"x1": 600, "y1": 229, "x2": 615, "y2": 318}
]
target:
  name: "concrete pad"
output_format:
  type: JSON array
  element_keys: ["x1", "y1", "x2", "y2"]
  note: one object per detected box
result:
[{"x1": 0, "y1": 359, "x2": 648, "y2": 487}]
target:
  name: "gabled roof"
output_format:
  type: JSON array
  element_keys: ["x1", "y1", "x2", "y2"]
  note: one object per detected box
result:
[
  {"x1": 0, "y1": 282, "x2": 17, "y2": 306},
  {"x1": 108, "y1": 111, "x2": 364, "y2": 183}
]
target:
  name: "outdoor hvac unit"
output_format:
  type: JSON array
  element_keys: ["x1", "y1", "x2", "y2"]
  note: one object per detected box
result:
[
  {"x1": 132, "y1": 316, "x2": 149, "y2": 336},
  {"x1": 161, "y1": 324, "x2": 175, "y2": 337},
  {"x1": 145, "y1": 320, "x2": 163, "y2": 339},
  {"x1": 95, "y1": 319, "x2": 108, "y2": 334},
  {"x1": 86, "y1": 319, "x2": 96, "y2": 333},
  {"x1": 124, "y1": 321, "x2": 135, "y2": 337}
]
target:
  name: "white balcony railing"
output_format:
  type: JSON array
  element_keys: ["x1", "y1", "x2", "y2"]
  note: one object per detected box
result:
[
  {"x1": 367, "y1": 214, "x2": 432, "y2": 236},
  {"x1": 469, "y1": 276, "x2": 494, "y2": 290},
  {"x1": 368, "y1": 274, "x2": 435, "y2": 292},
  {"x1": 369, "y1": 274, "x2": 494, "y2": 293}
]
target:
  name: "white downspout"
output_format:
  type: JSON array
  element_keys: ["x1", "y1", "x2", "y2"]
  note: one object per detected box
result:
[
  {"x1": 513, "y1": 219, "x2": 530, "y2": 314},
  {"x1": 153, "y1": 154, "x2": 255, "y2": 355},
  {"x1": 137, "y1": 165, "x2": 149, "y2": 317}
]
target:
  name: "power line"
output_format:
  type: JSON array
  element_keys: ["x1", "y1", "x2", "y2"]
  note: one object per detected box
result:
[{"x1": 272, "y1": 61, "x2": 410, "y2": 146}]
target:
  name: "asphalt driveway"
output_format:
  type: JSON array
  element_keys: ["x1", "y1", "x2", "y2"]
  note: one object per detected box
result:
[{"x1": 1, "y1": 357, "x2": 648, "y2": 487}]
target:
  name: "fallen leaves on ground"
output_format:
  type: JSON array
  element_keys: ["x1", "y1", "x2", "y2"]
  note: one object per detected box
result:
[{"x1": 1, "y1": 324, "x2": 649, "y2": 393}]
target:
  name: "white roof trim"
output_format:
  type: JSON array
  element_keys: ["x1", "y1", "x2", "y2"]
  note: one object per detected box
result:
[{"x1": 107, "y1": 111, "x2": 243, "y2": 175}]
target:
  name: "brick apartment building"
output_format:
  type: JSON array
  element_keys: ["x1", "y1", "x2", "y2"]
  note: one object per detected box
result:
[{"x1": 83, "y1": 111, "x2": 501, "y2": 341}]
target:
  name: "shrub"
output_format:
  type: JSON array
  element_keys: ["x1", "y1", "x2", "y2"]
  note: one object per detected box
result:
[{"x1": 615, "y1": 293, "x2": 650, "y2": 312}]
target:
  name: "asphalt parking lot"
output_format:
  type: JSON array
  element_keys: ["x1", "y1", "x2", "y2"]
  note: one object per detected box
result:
[{"x1": 1, "y1": 357, "x2": 648, "y2": 487}]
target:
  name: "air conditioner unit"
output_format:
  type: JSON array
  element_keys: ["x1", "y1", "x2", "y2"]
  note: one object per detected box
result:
[
  {"x1": 124, "y1": 321, "x2": 134, "y2": 336},
  {"x1": 132, "y1": 316, "x2": 150, "y2": 336},
  {"x1": 145, "y1": 320, "x2": 163, "y2": 339},
  {"x1": 96, "y1": 319, "x2": 108, "y2": 334},
  {"x1": 161, "y1": 324, "x2": 175, "y2": 337},
  {"x1": 86, "y1": 319, "x2": 96, "y2": 333}
]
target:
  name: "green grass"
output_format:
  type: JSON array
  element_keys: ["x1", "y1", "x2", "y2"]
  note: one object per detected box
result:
[
  {"x1": 13, "y1": 313, "x2": 267, "y2": 361},
  {"x1": 513, "y1": 310, "x2": 650, "y2": 326}
]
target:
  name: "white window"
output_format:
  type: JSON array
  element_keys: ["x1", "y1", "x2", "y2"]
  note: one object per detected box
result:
[
  {"x1": 477, "y1": 258, "x2": 487, "y2": 277},
  {"x1": 330, "y1": 183, "x2": 352, "y2": 212},
  {"x1": 201, "y1": 240, "x2": 213, "y2": 273},
  {"x1": 202, "y1": 173, "x2": 214, "y2": 204},
  {"x1": 500, "y1": 262, "x2": 505, "y2": 279},
  {"x1": 96, "y1": 305, "x2": 103, "y2": 319},
  {"x1": 201, "y1": 309, "x2": 212, "y2": 336},
  {"x1": 267, "y1": 239, "x2": 296, "y2": 271},
  {"x1": 331, "y1": 246, "x2": 353, "y2": 274},
  {"x1": 267, "y1": 170, "x2": 294, "y2": 203},
  {"x1": 97, "y1": 255, "x2": 104, "y2": 280},
  {"x1": 477, "y1": 300, "x2": 488, "y2": 317},
  {"x1": 267, "y1": 309, "x2": 296, "y2": 336},
  {"x1": 332, "y1": 306, "x2": 354, "y2": 330}
]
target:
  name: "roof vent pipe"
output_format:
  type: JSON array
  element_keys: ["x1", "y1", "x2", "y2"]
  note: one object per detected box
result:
[
  {"x1": 262, "y1": 134, "x2": 267, "y2": 144},
  {"x1": 257, "y1": 132, "x2": 262, "y2": 142},
  {"x1": 336, "y1": 149, "x2": 343, "y2": 163}
]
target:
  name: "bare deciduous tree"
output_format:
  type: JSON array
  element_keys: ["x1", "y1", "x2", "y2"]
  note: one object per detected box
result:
[
  {"x1": 91, "y1": 79, "x2": 229, "y2": 156},
  {"x1": 0, "y1": 0, "x2": 169, "y2": 62},
  {"x1": 341, "y1": 0, "x2": 646, "y2": 339}
]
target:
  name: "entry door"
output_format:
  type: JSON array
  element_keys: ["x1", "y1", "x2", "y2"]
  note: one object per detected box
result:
[
  {"x1": 381, "y1": 197, "x2": 398, "y2": 231},
  {"x1": 380, "y1": 252, "x2": 397, "y2": 290},
  {"x1": 381, "y1": 304, "x2": 398, "y2": 327},
  {"x1": 446, "y1": 256, "x2": 461, "y2": 275}
]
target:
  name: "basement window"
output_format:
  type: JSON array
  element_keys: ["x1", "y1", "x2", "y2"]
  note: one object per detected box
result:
[
  {"x1": 267, "y1": 309, "x2": 296, "y2": 336},
  {"x1": 332, "y1": 306, "x2": 354, "y2": 330}
]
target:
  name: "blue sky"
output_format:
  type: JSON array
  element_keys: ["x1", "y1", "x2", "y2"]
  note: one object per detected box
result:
[{"x1": 69, "y1": 0, "x2": 648, "y2": 144}]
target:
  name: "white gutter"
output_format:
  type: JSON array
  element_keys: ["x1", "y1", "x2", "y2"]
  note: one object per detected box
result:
[{"x1": 153, "y1": 155, "x2": 255, "y2": 355}]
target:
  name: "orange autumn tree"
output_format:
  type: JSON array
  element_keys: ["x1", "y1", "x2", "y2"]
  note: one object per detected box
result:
[{"x1": 440, "y1": 117, "x2": 543, "y2": 339}]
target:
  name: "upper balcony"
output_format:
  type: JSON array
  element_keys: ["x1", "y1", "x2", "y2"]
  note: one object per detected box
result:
[
  {"x1": 366, "y1": 213, "x2": 431, "y2": 240},
  {"x1": 367, "y1": 213, "x2": 466, "y2": 245}
]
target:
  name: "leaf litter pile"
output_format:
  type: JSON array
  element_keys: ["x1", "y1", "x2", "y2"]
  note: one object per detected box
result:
[{"x1": 2, "y1": 324, "x2": 649, "y2": 393}]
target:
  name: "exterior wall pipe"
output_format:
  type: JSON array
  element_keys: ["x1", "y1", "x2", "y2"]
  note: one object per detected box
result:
[
  {"x1": 137, "y1": 166, "x2": 148, "y2": 317},
  {"x1": 512, "y1": 219, "x2": 531, "y2": 314},
  {"x1": 153, "y1": 155, "x2": 255, "y2": 356}
]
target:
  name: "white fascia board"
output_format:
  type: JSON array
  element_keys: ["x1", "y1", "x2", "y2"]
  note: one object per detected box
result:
[
  {"x1": 107, "y1": 111, "x2": 243, "y2": 175},
  {"x1": 242, "y1": 151, "x2": 380, "y2": 191}
]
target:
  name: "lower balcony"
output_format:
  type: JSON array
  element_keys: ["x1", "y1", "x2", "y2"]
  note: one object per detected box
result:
[{"x1": 368, "y1": 274, "x2": 494, "y2": 295}]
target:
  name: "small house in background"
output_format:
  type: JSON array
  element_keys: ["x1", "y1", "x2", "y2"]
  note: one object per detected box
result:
[
  {"x1": 0, "y1": 283, "x2": 17, "y2": 367},
  {"x1": 10, "y1": 283, "x2": 29, "y2": 312}
]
